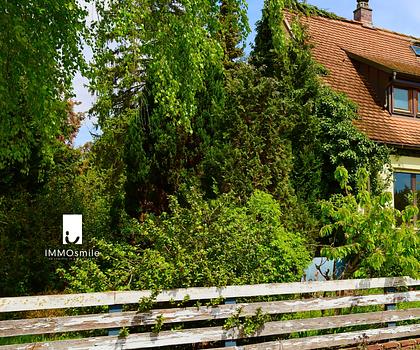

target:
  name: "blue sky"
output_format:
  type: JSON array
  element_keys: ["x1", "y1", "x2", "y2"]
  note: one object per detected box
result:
[{"x1": 74, "y1": 0, "x2": 420, "y2": 146}]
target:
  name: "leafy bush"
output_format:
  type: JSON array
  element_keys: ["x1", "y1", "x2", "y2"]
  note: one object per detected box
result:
[
  {"x1": 0, "y1": 149, "x2": 115, "y2": 296},
  {"x1": 320, "y1": 166, "x2": 420, "y2": 279},
  {"x1": 59, "y1": 188, "x2": 311, "y2": 292}
]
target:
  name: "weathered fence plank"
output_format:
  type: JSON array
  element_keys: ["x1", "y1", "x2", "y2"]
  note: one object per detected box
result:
[
  {"x1": 1, "y1": 277, "x2": 418, "y2": 313},
  {"x1": 0, "y1": 292, "x2": 116, "y2": 313},
  {"x1": 217, "y1": 324, "x2": 420, "y2": 350},
  {"x1": 1, "y1": 291, "x2": 419, "y2": 337},
  {"x1": 0, "y1": 309, "x2": 418, "y2": 349}
]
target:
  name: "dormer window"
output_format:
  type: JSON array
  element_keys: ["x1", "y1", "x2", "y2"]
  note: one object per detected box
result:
[
  {"x1": 418, "y1": 91, "x2": 420, "y2": 114},
  {"x1": 411, "y1": 44, "x2": 420, "y2": 57},
  {"x1": 390, "y1": 85, "x2": 420, "y2": 118},
  {"x1": 393, "y1": 87, "x2": 410, "y2": 112}
]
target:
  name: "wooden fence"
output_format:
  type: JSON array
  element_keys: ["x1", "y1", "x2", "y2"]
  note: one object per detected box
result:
[{"x1": 0, "y1": 277, "x2": 419, "y2": 349}]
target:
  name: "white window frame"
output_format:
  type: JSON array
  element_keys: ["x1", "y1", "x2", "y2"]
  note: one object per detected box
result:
[{"x1": 389, "y1": 155, "x2": 420, "y2": 207}]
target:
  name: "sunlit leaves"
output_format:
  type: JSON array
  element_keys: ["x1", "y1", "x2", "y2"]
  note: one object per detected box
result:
[
  {"x1": 0, "y1": 0, "x2": 89, "y2": 177},
  {"x1": 60, "y1": 188, "x2": 311, "y2": 291},
  {"x1": 320, "y1": 167, "x2": 420, "y2": 279},
  {"x1": 90, "y1": 0, "x2": 246, "y2": 130},
  {"x1": 89, "y1": 0, "x2": 250, "y2": 215}
]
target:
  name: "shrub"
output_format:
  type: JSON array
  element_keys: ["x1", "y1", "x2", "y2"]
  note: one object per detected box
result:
[
  {"x1": 60, "y1": 187, "x2": 311, "y2": 291},
  {"x1": 320, "y1": 166, "x2": 420, "y2": 279}
]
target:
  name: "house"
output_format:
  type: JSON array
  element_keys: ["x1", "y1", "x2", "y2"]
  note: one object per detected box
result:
[{"x1": 287, "y1": 0, "x2": 420, "y2": 209}]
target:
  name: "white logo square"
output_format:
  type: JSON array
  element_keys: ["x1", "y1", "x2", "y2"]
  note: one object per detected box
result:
[{"x1": 63, "y1": 214, "x2": 82, "y2": 245}]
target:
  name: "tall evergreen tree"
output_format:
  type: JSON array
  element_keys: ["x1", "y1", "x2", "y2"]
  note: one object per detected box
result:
[
  {"x1": 218, "y1": 0, "x2": 249, "y2": 68},
  {"x1": 90, "y1": 0, "x2": 249, "y2": 217},
  {"x1": 250, "y1": 0, "x2": 389, "y2": 203}
]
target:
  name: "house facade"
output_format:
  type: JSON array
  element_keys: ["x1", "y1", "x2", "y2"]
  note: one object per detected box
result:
[{"x1": 289, "y1": 0, "x2": 420, "y2": 209}]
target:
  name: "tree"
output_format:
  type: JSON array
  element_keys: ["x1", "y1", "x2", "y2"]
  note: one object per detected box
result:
[
  {"x1": 250, "y1": 0, "x2": 389, "y2": 205},
  {"x1": 218, "y1": 0, "x2": 250, "y2": 68},
  {"x1": 0, "y1": 0, "x2": 88, "y2": 189},
  {"x1": 319, "y1": 166, "x2": 419, "y2": 279},
  {"x1": 56, "y1": 0, "x2": 394, "y2": 296},
  {"x1": 199, "y1": 63, "x2": 317, "y2": 235},
  {"x1": 0, "y1": 146, "x2": 83, "y2": 296},
  {"x1": 0, "y1": 0, "x2": 89, "y2": 294},
  {"x1": 0, "y1": 143, "x2": 119, "y2": 296},
  {"x1": 89, "y1": 0, "x2": 249, "y2": 217}
]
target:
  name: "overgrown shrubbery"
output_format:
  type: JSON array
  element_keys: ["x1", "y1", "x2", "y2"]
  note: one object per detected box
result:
[
  {"x1": 2, "y1": 0, "x2": 409, "y2": 297},
  {"x1": 60, "y1": 188, "x2": 311, "y2": 292},
  {"x1": 0, "y1": 148, "x2": 115, "y2": 296}
]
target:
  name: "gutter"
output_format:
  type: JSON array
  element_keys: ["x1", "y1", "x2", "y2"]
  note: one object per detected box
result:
[{"x1": 375, "y1": 140, "x2": 420, "y2": 151}]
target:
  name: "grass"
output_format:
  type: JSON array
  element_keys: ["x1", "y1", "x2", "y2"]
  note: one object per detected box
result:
[{"x1": 0, "y1": 334, "x2": 80, "y2": 346}]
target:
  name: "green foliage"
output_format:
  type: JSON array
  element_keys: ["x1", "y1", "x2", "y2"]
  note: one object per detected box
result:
[
  {"x1": 251, "y1": 4, "x2": 324, "y2": 205},
  {"x1": 200, "y1": 62, "x2": 319, "y2": 237},
  {"x1": 91, "y1": 0, "x2": 231, "y2": 129},
  {"x1": 0, "y1": 148, "x2": 82, "y2": 296},
  {"x1": 218, "y1": 0, "x2": 250, "y2": 67},
  {"x1": 205, "y1": 64, "x2": 294, "y2": 199},
  {"x1": 89, "y1": 0, "x2": 389, "y2": 244},
  {"x1": 224, "y1": 307, "x2": 271, "y2": 336},
  {"x1": 242, "y1": 308, "x2": 271, "y2": 336},
  {"x1": 57, "y1": 0, "x2": 393, "y2": 298},
  {"x1": 320, "y1": 166, "x2": 420, "y2": 279},
  {"x1": 137, "y1": 289, "x2": 160, "y2": 312},
  {"x1": 251, "y1": 0, "x2": 389, "y2": 205},
  {"x1": 315, "y1": 88, "x2": 390, "y2": 196},
  {"x1": 223, "y1": 307, "x2": 243, "y2": 330},
  {"x1": 283, "y1": 0, "x2": 339, "y2": 19},
  {"x1": 0, "y1": 0, "x2": 88, "y2": 180},
  {"x1": 89, "y1": 0, "x2": 250, "y2": 216},
  {"x1": 151, "y1": 314, "x2": 165, "y2": 334},
  {"x1": 118, "y1": 327, "x2": 129, "y2": 337},
  {"x1": 60, "y1": 188, "x2": 311, "y2": 291},
  {"x1": 0, "y1": 148, "x2": 117, "y2": 296},
  {"x1": 206, "y1": 297, "x2": 225, "y2": 307},
  {"x1": 1, "y1": 0, "x2": 399, "y2": 300},
  {"x1": 0, "y1": 0, "x2": 92, "y2": 296}
]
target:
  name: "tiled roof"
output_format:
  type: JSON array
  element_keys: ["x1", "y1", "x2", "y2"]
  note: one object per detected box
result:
[
  {"x1": 292, "y1": 13, "x2": 420, "y2": 147},
  {"x1": 345, "y1": 50, "x2": 420, "y2": 77}
]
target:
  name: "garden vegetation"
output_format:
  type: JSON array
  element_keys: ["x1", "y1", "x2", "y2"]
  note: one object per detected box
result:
[{"x1": 0, "y1": 0, "x2": 417, "y2": 297}]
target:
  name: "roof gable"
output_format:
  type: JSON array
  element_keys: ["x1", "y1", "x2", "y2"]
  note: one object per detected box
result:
[{"x1": 295, "y1": 13, "x2": 420, "y2": 147}]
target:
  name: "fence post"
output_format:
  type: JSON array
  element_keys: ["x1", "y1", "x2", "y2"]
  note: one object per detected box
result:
[
  {"x1": 385, "y1": 287, "x2": 396, "y2": 327},
  {"x1": 225, "y1": 298, "x2": 237, "y2": 347},
  {"x1": 108, "y1": 304, "x2": 123, "y2": 336}
]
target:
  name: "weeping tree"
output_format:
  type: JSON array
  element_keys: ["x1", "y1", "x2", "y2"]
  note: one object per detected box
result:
[
  {"x1": 0, "y1": 0, "x2": 88, "y2": 191},
  {"x1": 0, "y1": 0, "x2": 90, "y2": 296},
  {"x1": 89, "y1": 0, "x2": 249, "y2": 218}
]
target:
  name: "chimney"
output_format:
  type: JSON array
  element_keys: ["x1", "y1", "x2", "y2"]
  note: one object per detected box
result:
[{"x1": 354, "y1": 0, "x2": 372, "y2": 26}]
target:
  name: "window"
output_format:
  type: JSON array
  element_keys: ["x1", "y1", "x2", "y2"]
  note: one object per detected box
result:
[
  {"x1": 418, "y1": 91, "x2": 420, "y2": 114},
  {"x1": 394, "y1": 172, "x2": 420, "y2": 211},
  {"x1": 393, "y1": 87, "x2": 410, "y2": 112},
  {"x1": 411, "y1": 44, "x2": 420, "y2": 57},
  {"x1": 390, "y1": 85, "x2": 420, "y2": 117}
]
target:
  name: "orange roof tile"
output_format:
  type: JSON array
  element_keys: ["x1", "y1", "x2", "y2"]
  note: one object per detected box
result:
[
  {"x1": 291, "y1": 13, "x2": 420, "y2": 147},
  {"x1": 345, "y1": 50, "x2": 420, "y2": 77}
]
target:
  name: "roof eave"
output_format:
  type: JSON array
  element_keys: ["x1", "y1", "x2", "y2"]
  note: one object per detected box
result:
[
  {"x1": 345, "y1": 50, "x2": 420, "y2": 80},
  {"x1": 375, "y1": 140, "x2": 420, "y2": 151},
  {"x1": 345, "y1": 50, "x2": 393, "y2": 73}
]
